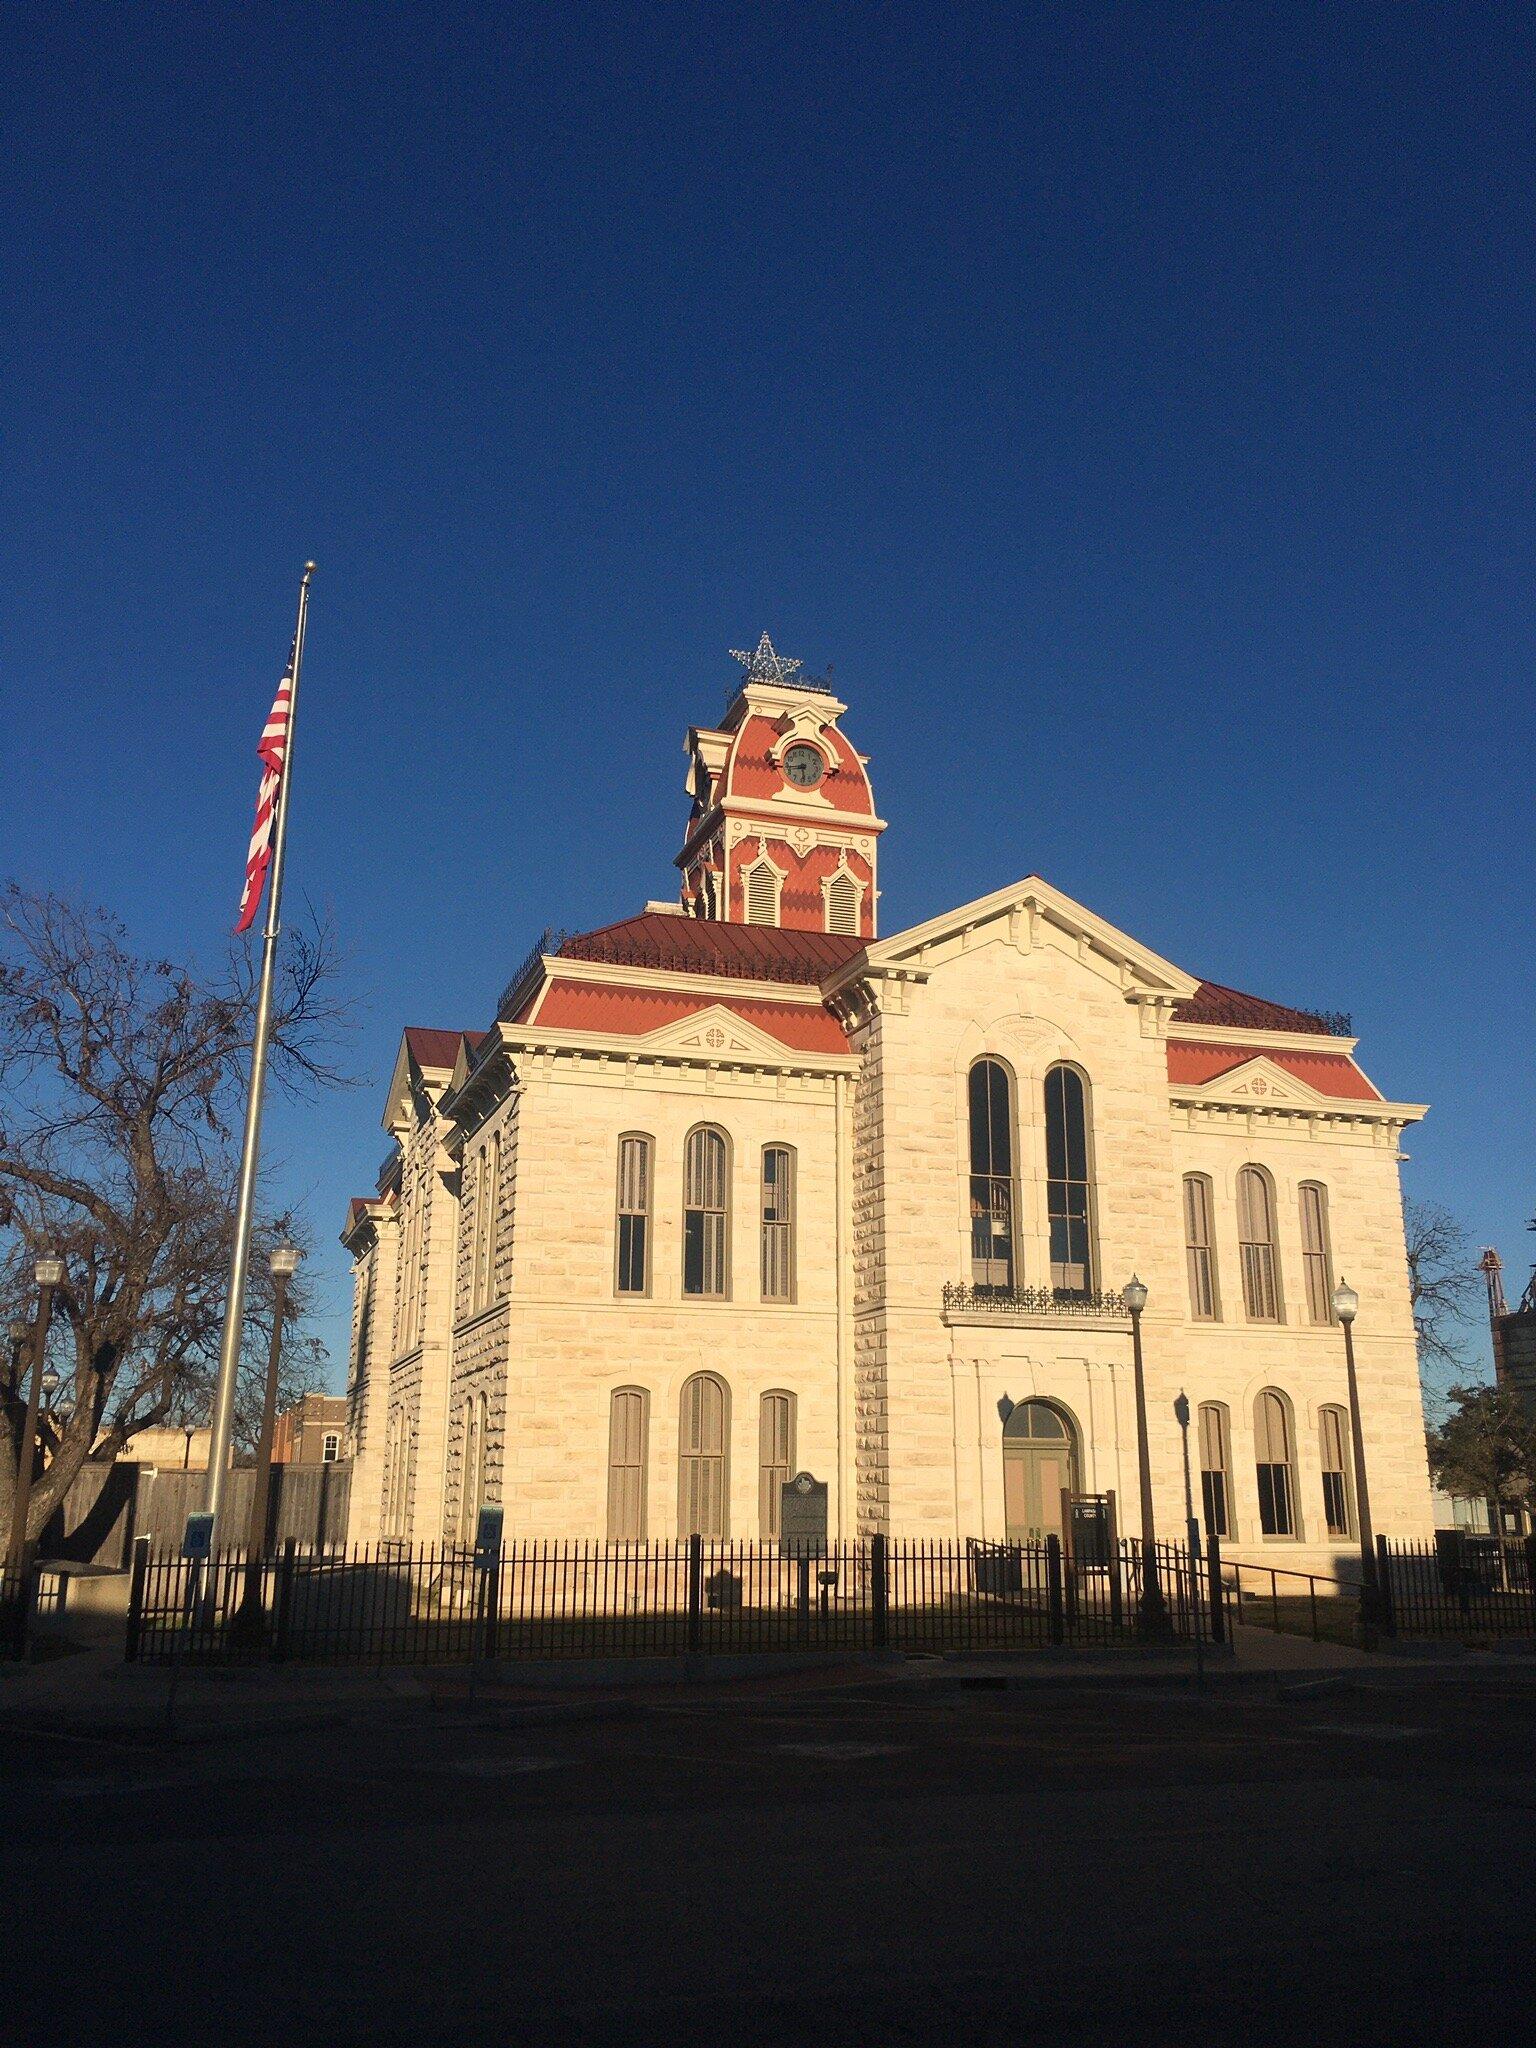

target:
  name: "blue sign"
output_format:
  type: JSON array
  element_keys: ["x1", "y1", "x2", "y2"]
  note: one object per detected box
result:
[
  {"x1": 181, "y1": 1511, "x2": 215, "y2": 1561},
  {"x1": 473, "y1": 1506, "x2": 504, "y2": 1565}
]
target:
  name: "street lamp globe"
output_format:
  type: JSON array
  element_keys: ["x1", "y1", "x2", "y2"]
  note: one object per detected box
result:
[
  {"x1": 269, "y1": 1244, "x2": 302, "y2": 1279},
  {"x1": 8, "y1": 1321, "x2": 28, "y2": 1351},
  {"x1": 34, "y1": 1255, "x2": 65, "y2": 1289},
  {"x1": 1332, "y1": 1278, "x2": 1360, "y2": 1325},
  {"x1": 1123, "y1": 1274, "x2": 1149, "y2": 1315},
  {"x1": 40, "y1": 1367, "x2": 61, "y2": 1397}
]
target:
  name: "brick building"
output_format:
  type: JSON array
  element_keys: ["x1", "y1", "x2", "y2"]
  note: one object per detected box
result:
[{"x1": 341, "y1": 634, "x2": 1433, "y2": 1569}]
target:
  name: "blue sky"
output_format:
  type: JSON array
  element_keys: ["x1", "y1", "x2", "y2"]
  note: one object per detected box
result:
[{"x1": 3, "y1": 2, "x2": 1531, "y2": 1383}]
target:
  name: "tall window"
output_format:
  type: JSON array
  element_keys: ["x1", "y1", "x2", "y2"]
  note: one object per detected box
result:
[
  {"x1": 761, "y1": 1146, "x2": 795, "y2": 1300},
  {"x1": 967, "y1": 1059, "x2": 1016, "y2": 1293},
  {"x1": 322, "y1": 1432, "x2": 340, "y2": 1463},
  {"x1": 1183, "y1": 1174, "x2": 1219, "y2": 1320},
  {"x1": 759, "y1": 1391, "x2": 797, "y2": 1538},
  {"x1": 606, "y1": 1387, "x2": 649, "y2": 1540},
  {"x1": 1254, "y1": 1389, "x2": 1297, "y2": 1537},
  {"x1": 1319, "y1": 1405, "x2": 1354, "y2": 1537},
  {"x1": 744, "y1": 858, "x2": 779, "y2": 926},
  {"x1": 615, "y1": 1134, "x2": 653, "y2": 1295},
  {"x1": 478, "y1": 1133, "x2": 500, "y2": 1309},
  {"x1": 1198, "y1": 1402, "x2": 1233, "y2": 1539},
  {"x1": 458, "y1": 1395, "x2": 485, "y2": 1543},
  {"x1": 825, "y1": 869, "x2": 859, "y2": 935},
  {"x1": 683, "y1": 1126, "x2": 729, "y2": 1297},
  {"x1": 1045, "y1": 1064, "x2": 1094, "y2": 1295},
  {"x1": 679, "y1": 1372, "x2": 728, "y2": 1537},
  {"x1": 1299, "y1": 1182, "x2": 1335, "y2": 1325},
  {"x1": 1237, "y1": 1166, "x2": 1281, "y2": 1321}
]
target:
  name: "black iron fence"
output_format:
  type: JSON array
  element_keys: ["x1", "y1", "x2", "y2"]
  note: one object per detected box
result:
[
  {"x1": 125, "y1": 1533, "x2": 1226, "y2": 1667},
  {"x1": 1382, "y1": 1533, "x2": 1536, "y2": 1639},
  {"x1": 1, "y1": 1564, "x2": 29, "y2": 1660}
]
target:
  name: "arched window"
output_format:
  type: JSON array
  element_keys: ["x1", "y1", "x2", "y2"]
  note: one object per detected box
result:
[
  {"x1": 759, "y1": 1391, "x2": 797, "y2": 1538},
  {"x1": 968, "y1": 1059, "x2": 1016, "y2": 1293},
  {"x1": 1319, "y1": 1405, "x2": 1354, "y2": 1537},
  {"x1": 1254, "y1": 1389, "x2": 1297, "y2": 1537},
  {"x1": 1198, "y1": 1402, "x2": 1233, "y2": 1539},
  {"x1": 744, "y1": 857, "x2": 780, "y2": 926},
  {"x1": 606, "y1": 1387, "x2": 649, "y2": 1540},
  {"x1": 761, "y1": 1145, "x2": 795, "y2": 1300},
  {"x1": 1237, "y1": 1166, "x2": 1282, "y2": 1321},
  {"x1": 1299, "y1": 1182, "x2": 1335, "y2": 1325},
  {"x1": 615, "y1": 1133, "x2": 653, "y2": 1296},
  {"x1": 683, "y1": 1126, "x2": 730, "y2": 1298},
  {"x1": 1045, "y1": 1064, "x2": 1094, "y2": 1295},
  {"x1": 825, "y1": 868, "x2": 860, "y2": 936},
  {"x1": 1183, "y1": 1174, "x2": 1219, "y2": 1320},
  {"x1": 679, "y1": 1372, "x2": 729, "y2": 1537}
]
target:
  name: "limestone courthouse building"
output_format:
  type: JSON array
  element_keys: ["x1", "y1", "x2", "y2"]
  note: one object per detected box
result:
[{"x1": 342, "y1": 634, "x2": 1434, "y2": 1570}]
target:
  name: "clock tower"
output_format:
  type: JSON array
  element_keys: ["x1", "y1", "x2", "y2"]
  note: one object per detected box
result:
[{"x1": 677, "y1": 635, "x2": 885, "y2": 937}]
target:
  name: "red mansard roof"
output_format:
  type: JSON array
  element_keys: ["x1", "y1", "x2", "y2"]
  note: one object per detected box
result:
[
  {"x1": 534, "y1": 978, "x2": 850, "y2": 1053},
  {"x1": 1172, "y1": 980, "x2": 1341, "y2": 1037},
  {"x1": 404, "y1": 1026, "x2": 489, "y2": 1069},
  {"x1": 557, "y1": 913, "x2": 865, "y2": 985},
  {"x1": 1166, "y1": 1042, "x2": 1381, "y2": 1102}
]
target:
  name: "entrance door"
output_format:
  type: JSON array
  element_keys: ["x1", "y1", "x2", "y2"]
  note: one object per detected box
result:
[{"x1": 1002, "y1": 1401, "x2": 1078, "y2": 1541}]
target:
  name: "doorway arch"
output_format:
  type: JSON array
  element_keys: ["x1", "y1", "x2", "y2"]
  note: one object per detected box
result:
[{"x1": 1002, "y1": 1400, "x2": 1080, "y2": 1542}]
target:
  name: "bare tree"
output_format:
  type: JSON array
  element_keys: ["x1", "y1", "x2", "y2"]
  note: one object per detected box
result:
[
  {"x1": 0, "y1": 884, "x2": 350, "y2": 1544},
  {"x1": 1404, "y1": 1197, "x2": 1482, "y2": 1410}
]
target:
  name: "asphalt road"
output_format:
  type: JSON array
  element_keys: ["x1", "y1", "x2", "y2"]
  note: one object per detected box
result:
[{"x1": 3, "y1": 1672, "x2": 1533, "y2": 2046}]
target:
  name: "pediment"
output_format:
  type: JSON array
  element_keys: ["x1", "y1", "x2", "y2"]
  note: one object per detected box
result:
[
  {"x1": 637, "y1": 1003, "x2": 796, "y2": 1060},
  {"x1": 865, "y1": 876, "x2": 1200, "y2": 1001},
  {"x1": 1180, "y1": 1055, "x2": 1329, "y2": 1107}
]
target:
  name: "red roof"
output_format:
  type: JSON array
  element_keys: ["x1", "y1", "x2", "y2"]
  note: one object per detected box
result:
[
  {"x1": 1167, "y1": 1042, "x2": 1381, "y2": 1101},
  {"x1": 534, "y1": 979, "x2": 850, "y2": 1053},
  {"x1": 404, "y1": 1026, "x2": 489, "y2": 1070},
  {"x1": 558, "y1": 913, "x2": 865, "y2": 985},
  {"x1": 1172, "y1": 980, "x2": 1341, "y2": 1037}
]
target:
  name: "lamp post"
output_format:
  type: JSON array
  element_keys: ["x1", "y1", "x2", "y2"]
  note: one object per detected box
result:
[
  {"x1": 6, "y1": 1255, "x2": 65, "y2": 1572},
  {"x1": 1124, "y1": 1274, "x2": 1172, "y2": 1640},
  {"x1": 232, "y1": 1243, "x2": 301, "y2": 1641},
  {"x1": 1332, "y1": 1277, "x2": 1381, "y2": 1643}
]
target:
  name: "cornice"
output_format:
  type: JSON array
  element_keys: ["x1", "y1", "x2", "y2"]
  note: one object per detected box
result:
[
  {"x1": 532, "y1": 954, "x2": 828, "y2": 1006},
  {"x1": 1168, "y1": 1020, "x2": 1360, "y2": 1054},
  {"x1": 493, "y1": 1020, "x2": 859, "y2": 1080}
]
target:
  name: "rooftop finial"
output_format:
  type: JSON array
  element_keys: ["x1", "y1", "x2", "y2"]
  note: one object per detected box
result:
[{"x1": 729, "y1": 631, "x2": 802, "y2": 685}]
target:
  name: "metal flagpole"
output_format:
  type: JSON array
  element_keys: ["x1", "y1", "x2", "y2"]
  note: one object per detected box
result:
[{"x1": 204, "y1": 563, "x2": 316, "y2": 1530}]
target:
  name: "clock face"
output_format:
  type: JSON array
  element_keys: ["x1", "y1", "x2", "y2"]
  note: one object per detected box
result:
[{"x1": 782, "y1": 743, "x2": 825, "y2": 789}]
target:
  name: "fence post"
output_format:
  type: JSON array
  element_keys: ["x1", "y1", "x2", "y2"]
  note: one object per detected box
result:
[
  {"x1": 1375, "y1": 1533, "x2": 1396, "y2": 1638},
  {"x1": 1525, "y1": 1537, "x2": 1536, "y2": 1634},
  {"x1": 870, "y1": 1534, "x2": 889, "y2": 1650},
  {"x1": 1105, "y1": 1493, "x2": 1123, "y2": 1632},
  {"x1": 1046, "y1": 1534, "x2": 1065, "y2": 1645},
  {"x1": 1206, "y1": 1528, "x2": 1225, "y2": 1646},
  {"x1": 124, "y1": 1535, "x2": 151, "y2": 1663},
  {"x1": 686, "y1": 1533, "x2": 703, "y2": 1654},
  {"x1": 483, "y1": 1546, "x2": 502, "y2": 1664},
  {"x1": 271, "y1": 1538, "x2": 297, "y2": 1663}
]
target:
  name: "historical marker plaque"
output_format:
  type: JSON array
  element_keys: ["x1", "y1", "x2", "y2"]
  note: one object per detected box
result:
[{"x1": 779, "y1": 1472, "x2": 828, "y2": 1558}]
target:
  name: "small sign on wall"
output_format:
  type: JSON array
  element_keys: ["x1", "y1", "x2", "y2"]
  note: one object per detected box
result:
[
  {"x1": 473, "y1": 1506, "x2": 504, "y2": 1565},
  {"x1": 780, "y1": 1472, "x2": 828, "y2": 1558}
]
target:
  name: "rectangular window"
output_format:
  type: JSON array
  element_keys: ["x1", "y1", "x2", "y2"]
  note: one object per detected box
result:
[
  {"x1": 1238, "y1": 1168, "x2": 1281, "y2": 1322},
  {"x1": 683, "y1": 1129, "x2": 728, "y2": 1299},
  {"x1": 1319, "y1": 1406, "x2": 1353, "y2": 1537},
  {"x1": 759, "y1": 1392, "x2": 796, "y2": 1538},
  {"x1": 1183, "y1": 1175, "x2": 1218, "y2": 1320},
  {"x1": 322, "y1": 1432, "x2": 340, "y2": 1464},
  {"x1": 607, "y1": 1388, "x2": 648, "y2": 1540},
  {"x1": 1300, "y1": 1183, "x2": 1335, "y2": 1326},
  {"x1": 615, "y1": 1135, "x2": 652, "y2": 1295},
  {"x1": 761, "y1": 1146, "x2": 795, "y2": 1300},
  {"x1": 1198, "y1": 1403, "x2": 1232, "y2": 1539}
]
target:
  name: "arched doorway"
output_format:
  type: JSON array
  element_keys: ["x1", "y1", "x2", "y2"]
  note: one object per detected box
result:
[{"x1": 1002, "y1": 1400, "x2": 1080, "y2": 1542}]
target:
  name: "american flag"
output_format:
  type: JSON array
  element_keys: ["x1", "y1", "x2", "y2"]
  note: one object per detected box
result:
[{"x1": 234, "y1": 660, "x2": 293, "y2": 934}]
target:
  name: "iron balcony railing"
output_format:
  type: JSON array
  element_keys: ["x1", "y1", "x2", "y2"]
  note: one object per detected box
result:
[{"x1": 942, "y1": 1281, "x2": 1131, "y2": 1320}]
